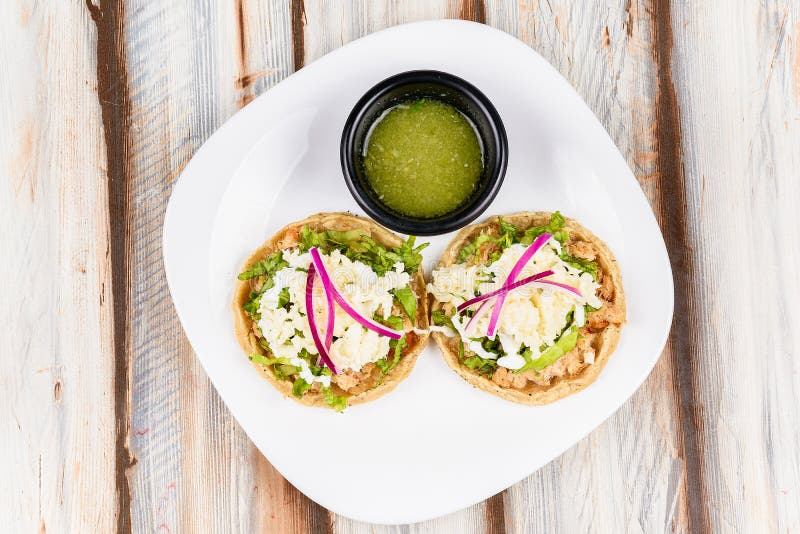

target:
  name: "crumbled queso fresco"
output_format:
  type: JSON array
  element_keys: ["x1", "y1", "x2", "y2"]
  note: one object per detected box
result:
[
  {"x1": 427, "y1": 239, "x2": 602, "y2": 369},
  {"x1": 257, "y1": 249, "x2": 410, "y2": 383}
]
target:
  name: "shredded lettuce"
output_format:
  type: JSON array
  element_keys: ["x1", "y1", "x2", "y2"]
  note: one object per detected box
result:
[
  {"x1": 559, "y1": 252, "x2": 598, "y2": 280},
  {"x1": 323, "y1": 386, "x2": 347, "y2": 412},
  {"x1": 249, "y1": 354, "x2": 298, "y2": 381},
  {"x1": 463, "y1": 355, "x2": 498, "y2": 376},
  {"x1": 518, "y1": 211, "x2": 567, "y2": 245},
  {"x1": 431, "y1": 309, "x2": 455, "y2": 331},
  {"x1": 240, "y1": 251, "x2": 289, "y2": 319},
  {"x1": 277, "y1": 287, "x2": 291, "y2": 310},
  {"x1": 238, "y1": 251, "x2": 289, "y2": 280},
  {"x1": 298, "y1": 226, "x2": 428, "y2": 276},
  {"x1": 458, "y1": 212, "x2": 572, "y2": 265},
  {"x1": 291, "y1": 378, "x2": 312, "y2": 398},
  {"x1": 496, "y1": 217, "x2": 519, "y2": 249},
  {"x1": 348, "y1": 234, "x2": 427, "y2": 275},
  {"x1": 296, "y1": 348, "x2": 331, "y2": 378},
  {"x1": 391, "y1": 287, "x2": 416, "y2": 323},
  {"x1": 376, "y1": 314, "x2": 404, "y2": 331},
  {"x1": 455, "y1": 212, "x2": 598, "y2": 281},
  {"x1": 456, "y1": 233, "x2": 494, "y2": 263},
  {"x1": 274, "y1": 364, "x2": 300, "y2": 381},
  {"x1": 242, "y1": 278, "x2": 272, "y2": 320},
  {"x1": 249, "y1": 353, "x2": 289, "y2": 366},
  {"x1": 462, "y1": 338, "x2": 502, "y2": 376},
  {"x1": 299, "y1": 226, "x2": 367, "y2": 251},
  {"x1": 375, "y1": 334, "x2": 407, "y2": 384},
  {"x1": 465, "y1": 336, "x2": 503, "y2": 355}
]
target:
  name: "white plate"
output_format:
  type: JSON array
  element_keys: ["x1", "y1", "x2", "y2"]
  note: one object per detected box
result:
[{"x1": 163, "y1": 20, "x2": 673, "y2": 525}]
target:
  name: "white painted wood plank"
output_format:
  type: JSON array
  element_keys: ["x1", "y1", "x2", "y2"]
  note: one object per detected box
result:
[
  {"x1": 295, "y1": 2, "x2": 495, "y2": 532},
  {"x1": 670, "y1": 0, "x2": 800, "y2": 531},
  {"x1": 0, "y1": 2, "x2": 118, "y2": 532},
  {"x1": 488, "y1": 2, "x2": 689, "y2": 532},
  {"x1": 228, "y1": 1, "x2": 340, "y2": 531},
  {"x1": 123, "y1": 1, "x2": 238, "y2": 530},
  {"x1": 121, "y1": 1, "x2": 298, "y2": 533},
  {"x1": 300, "y1": 0, "x2": 453, "y2": 65},
  {"x1": 5, "y1": 1, "x2": 793, "y2": 532},
  {"x1": 122, "y1": 1, "x2": 336, "y2": 532},
  {"x1": 333, "y1": 506, "x2": 489, "y2": 534}
]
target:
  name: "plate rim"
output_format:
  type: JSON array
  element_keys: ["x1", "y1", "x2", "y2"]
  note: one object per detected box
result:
[{"x1": 163, "y1": 19, "x2": 675, "y2": 525}]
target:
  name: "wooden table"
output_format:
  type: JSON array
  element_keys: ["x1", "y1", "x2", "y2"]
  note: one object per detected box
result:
[{"x1": 3, "y1": 1, "x2": 799, "y2": 532}]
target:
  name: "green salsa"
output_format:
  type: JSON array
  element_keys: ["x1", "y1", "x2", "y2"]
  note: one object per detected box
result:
[{"x1": 363, "y1": 99, "x2": 483, "y2": 218}]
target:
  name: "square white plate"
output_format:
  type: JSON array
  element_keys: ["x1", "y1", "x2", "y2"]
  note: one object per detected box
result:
[{"x1": 163, "y1": 20, "x2": 673, "y2": 525}]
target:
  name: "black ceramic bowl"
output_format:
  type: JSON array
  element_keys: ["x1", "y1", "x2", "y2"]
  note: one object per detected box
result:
[{"x1": 340, "y1": 70, "x2": 508, "y2": 236}]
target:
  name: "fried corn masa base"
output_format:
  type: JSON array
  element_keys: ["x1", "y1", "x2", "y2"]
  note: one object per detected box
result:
[
  {"x1": 233, "y1": 212, "x2": 429, "y2": 408},
  {"x1": 431, "y1": 212, "x2": 626, "y2": 405}
]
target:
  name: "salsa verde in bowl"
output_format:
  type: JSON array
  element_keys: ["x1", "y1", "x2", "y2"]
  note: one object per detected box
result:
[{"x1": 341, "y1": 70, "x2": 508, "y2": 236}]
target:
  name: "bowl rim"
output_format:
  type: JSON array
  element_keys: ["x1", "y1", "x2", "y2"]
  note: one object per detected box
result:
[{"x1": 340, "y1": 69, "x2": 508, "y2": 236}]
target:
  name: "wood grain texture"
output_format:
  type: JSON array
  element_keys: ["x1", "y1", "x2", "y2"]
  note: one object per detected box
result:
[
  {"x1": 2, "y1": 0, "x2": 800, "y2": 532},
  {"x1": 297, "y1": 5, "x2": 502, "y2": 532},
  {"x1": 117, "y1": 1, "x2": 329, "y2": 532},
  {"x1": 489, "y1": 1, "x2": 690, "y2": 532},
  {"x1": 0, "y1": 2, "x2": 118, "y2": 532},
  {"x1": 669, "y1": 1, "x2": 800, "y2": 532},
  {"x1": 236, "y1": 1, "x2": 334, "y2": 531},
  {"x1": 121, "y1": 2, "x2": 243, "y2": 531},
  {"x1": 84, "y1": 1, "x2": 137, "y2": 531}
]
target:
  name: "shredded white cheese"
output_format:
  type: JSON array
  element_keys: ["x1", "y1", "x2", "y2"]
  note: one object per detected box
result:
[
  {"x1": 427, "y1": 238, "x2": 602, "y2": 367},
  {"x1": 258, "y1": 249, "x2": 411, "y2": 373}
]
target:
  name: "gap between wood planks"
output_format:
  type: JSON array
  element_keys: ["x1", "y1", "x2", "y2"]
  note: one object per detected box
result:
[
  {"x1": 85, "y1": 1, "x2": 135, "y2": 533},
  {"x1": 81, "y1": 0, "x2": 706, "y2": 530},
  {"x1": 650, "y1": 0, "x2": 710, "y2": 531},
  {"x1": 232, "y1": 1, "x2": 334, "y2": 532}
]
